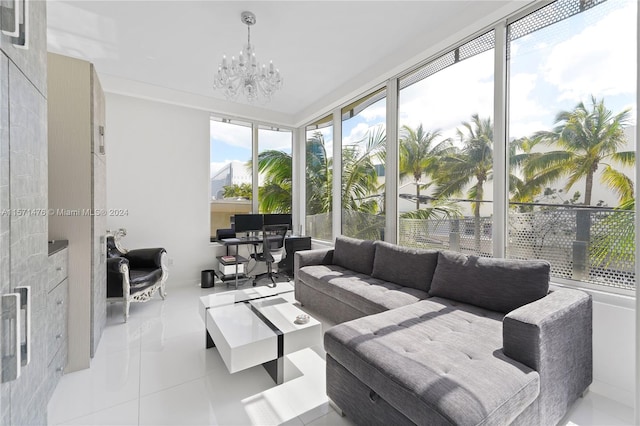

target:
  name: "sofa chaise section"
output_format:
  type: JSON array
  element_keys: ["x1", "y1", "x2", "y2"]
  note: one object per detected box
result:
[{"x1": 325, "y1": 298, "x2": 541, "y2": 425}]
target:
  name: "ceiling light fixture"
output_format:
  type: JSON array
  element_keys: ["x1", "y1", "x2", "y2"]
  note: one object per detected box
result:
[{"x1": 213, "y1": 11, "x2": 283, "y2": 103}]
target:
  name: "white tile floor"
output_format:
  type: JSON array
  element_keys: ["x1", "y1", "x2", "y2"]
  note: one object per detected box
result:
[{"x1": 48, "y1": 282, "x2": 633, "y2": 426}]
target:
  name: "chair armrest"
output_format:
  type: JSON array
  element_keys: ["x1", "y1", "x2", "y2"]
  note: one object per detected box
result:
[
  {"x1": 124, "y1": 248, "x2": 166, "y2": 269},
  {"x1": 503, "y1": 288, "x2": 592, "y2": 425},
  {"x1": 294, "y1": 248, "x2": 334, "y2": 276},
  {"x1": 107, "y1": 256, "x2": 129, "y2": 274},
  {"x1": 106, "y1": 257, "x2": 129, "y2": 298}
]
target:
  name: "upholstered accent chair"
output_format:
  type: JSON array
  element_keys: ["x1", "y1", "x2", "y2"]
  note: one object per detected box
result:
[{"x1": 106, "y1": 229, "x2": 168, "y2": 322}]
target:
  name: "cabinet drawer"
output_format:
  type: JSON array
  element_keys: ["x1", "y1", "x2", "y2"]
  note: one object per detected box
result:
[
  {"x1": 48, "y1": 248, "x2": 68, "y2": 291},
  {"x1": 47, "y1": 279, "x2": 68, "y2": 363},
  {"x1": 45, "y1": 340, "x2": 68, "y2": 403}
]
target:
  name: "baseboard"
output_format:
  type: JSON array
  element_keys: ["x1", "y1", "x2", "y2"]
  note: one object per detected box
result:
[{"x1": 590, "y1": 379, "x2": 634, "y2": 408}]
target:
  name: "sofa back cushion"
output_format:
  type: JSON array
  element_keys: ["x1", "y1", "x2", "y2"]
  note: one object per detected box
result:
[
  {"x1": 333, "y1": 236, "x2": 376, "y2": 275},
  {"x1": 371, "y1": 241, "x2": 438, "y2": 291},
  {"x1": 429, "y1": 251, "x2": 550, "y2": 313}
]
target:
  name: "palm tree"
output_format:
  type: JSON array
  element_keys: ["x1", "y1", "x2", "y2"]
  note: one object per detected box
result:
[
  {"x1": 529, "y1": 96, "x2": 633, "y2": 206},
  {"x1": 399, "y1": 124, "x2": 452, "y2": 210},
  {"x1": 305, "y1": 131, "x2": 333, "y2": 216},
  {"x1": 342, "y1": 125, "x2": 385, "y2": 213},
  {"x1": 341, "y1": 126, "x2": 386, "y2": 239},
  {"x1": 222, "y1": 183, "x2": 252, "y2": 199},
  {"x1": 255, "y1": 150, "x2": 292, "y2": 213},
  {"x1": 436, "y1": 114, "x2": 493, "y2": 253}
]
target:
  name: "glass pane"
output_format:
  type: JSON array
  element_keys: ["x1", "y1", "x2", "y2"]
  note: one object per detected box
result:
[
  {"x1": 341, "y1": 93, "x2": 386, "y2": 240},
  {"x1": 507, "y1": 0, "x2": 637, "y2": 290},
  {"x1": 257, "y1": 126, "x2": 292, "y2": 214},
  {"x1": 305, "y1": 118, "x2": 333, "y2": 241},
  {"x1": 398, "y1": 31, "x2": 495, "y2": 256},
  {"x1": 210, "y1": 118, "x2": 252, "y2": 241}
]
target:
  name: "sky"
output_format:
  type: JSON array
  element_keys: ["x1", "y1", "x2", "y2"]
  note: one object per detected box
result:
[{"x1": 210, "y1": 0, "x2": 637, "y2": 206}]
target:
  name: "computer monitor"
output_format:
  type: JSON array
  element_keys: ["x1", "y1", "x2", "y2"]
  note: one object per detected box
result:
[
  {"x1": 263, "y1": 213, "x2": 292, "y2": 230},
  {"x1": 233, "y1": 214, "x2": 264, "y2": 234}
]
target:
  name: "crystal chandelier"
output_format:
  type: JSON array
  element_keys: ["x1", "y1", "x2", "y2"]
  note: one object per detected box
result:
[{"x1": 213, "y1": 11, "x2": 283, "y2": 103}]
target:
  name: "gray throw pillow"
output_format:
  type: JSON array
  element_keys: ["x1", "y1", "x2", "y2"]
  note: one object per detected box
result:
[
  {"x1": 371, "y1": 241, "x2": 438, "y2": 291},
  {"x1": 332, "y1": 236, "x2": 376, "y2": 275},
  {"x1": 429, "y1": 251, "x2": 550, "y2": 313}
]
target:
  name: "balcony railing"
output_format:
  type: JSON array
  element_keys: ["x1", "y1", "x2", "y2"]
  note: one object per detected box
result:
[
  {"x1": 400, "y1": 207, "x2": 635, "y2": 291},
  {"x1": 307, "y1": 207, "x2": 635, "y2": 291}
]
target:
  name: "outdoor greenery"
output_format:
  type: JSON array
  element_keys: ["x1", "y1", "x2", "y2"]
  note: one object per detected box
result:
[{"x1": 221, "y1": 96, "x2": 634, "y2": 268}]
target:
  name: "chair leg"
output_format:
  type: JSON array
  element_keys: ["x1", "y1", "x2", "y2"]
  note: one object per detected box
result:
[
  {"x1": 159, "y1": 281, "x2": 167, "y2": 299},
  {"x1": 124, "y1": 297, "x2": 130, "y2": 323}
]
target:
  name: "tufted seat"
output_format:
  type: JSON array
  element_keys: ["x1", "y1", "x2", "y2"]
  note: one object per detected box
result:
[
  {"x1": 324, "y1": 297, "x2": 540, "y2": 425},
  {"x1": 297, "y1": 264, "x2": 429, "y2": 316}
]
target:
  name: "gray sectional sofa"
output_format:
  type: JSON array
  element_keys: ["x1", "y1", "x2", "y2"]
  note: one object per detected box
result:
[{"x1": 294, "y1": 236, "x2": 592, "y2": 426}]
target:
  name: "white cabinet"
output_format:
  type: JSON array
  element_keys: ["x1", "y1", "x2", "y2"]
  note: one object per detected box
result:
[
  {"x1": 48, "y1": 53, "x2": 107, "y2": 371},
  {"x1": 45, "y1": 244, "x2": 69, "y2": 401}
]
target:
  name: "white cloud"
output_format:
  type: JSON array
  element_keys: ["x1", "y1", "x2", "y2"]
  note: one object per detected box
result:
[
  {"x1": 542, "y1": 1, "x2": 636, "y2": 103},
  {"x1": 258, "y1": 128, "x2": 292, "y2": 153},
  {"x1": 210, "y1": 120, "x2": 252, "y2": 149},
  {"x1": 508, "y1": 73, "x2": 549, "y2": 138},
  {"x1": 343, "y1": 122, "x2": 372, "y2": 145},
  {"x1": 359, "y1": 101, "x2": 386, "y2": 122},
  {"x1": 398, "y1": 49, "x2": 495, "y2": 142}
]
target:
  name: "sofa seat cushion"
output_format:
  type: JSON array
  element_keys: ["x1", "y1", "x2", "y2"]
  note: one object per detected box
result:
[
  {"x1": 129, "y1": 268, "x2": 162, "y2": 289},
  {"x1": 298, "y1": 264, "x2": 428, "y2": 315},
  {"x1": 325, "y1": 298, "x2": 540, "y2": 426}
]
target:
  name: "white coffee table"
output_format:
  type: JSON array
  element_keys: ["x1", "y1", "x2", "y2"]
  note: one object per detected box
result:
[{"x1": 199, "y1": 282, "x2": 321, "y2": 384}]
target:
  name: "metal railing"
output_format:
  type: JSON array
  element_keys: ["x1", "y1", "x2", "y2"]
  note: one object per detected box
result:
[{"x1": 307, "y1": 207, "x2": 635, "y2": 291}]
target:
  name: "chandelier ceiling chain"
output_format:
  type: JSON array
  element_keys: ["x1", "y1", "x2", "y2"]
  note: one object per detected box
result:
[{"x1": 213, "y1": 11, "x2": 283, "y2": 103}]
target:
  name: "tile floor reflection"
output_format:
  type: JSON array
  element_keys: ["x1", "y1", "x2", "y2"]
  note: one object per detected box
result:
[{"x1": 48, "y1": 282, "x2": 632, "y2": 425}]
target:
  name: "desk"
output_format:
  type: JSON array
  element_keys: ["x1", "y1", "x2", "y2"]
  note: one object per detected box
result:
[{"x1": 220, "y1": 236, "x2": 312, "y2": 278}]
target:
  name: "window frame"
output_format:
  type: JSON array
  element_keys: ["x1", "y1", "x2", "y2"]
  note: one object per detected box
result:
[{"x1": 298, "y1": 0, "x2": 637, "y2": 298}]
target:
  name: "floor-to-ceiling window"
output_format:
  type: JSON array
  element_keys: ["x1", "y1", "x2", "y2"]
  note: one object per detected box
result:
[
  {"x1": 506, "y1": 0, "x2": 637, "y2": 290},
  {"x1": 209, "y1": 118, "x2": 253, "y2": 240},
  {"x1": 341, "y1": 90, "x2": 386, "y2": 240},
  {"x1": 305, "y1": 116, "x2": 333, "y2": 241},
  {"x1": 257, "y1": 126, "x2": 292, "y2": 213},
  {"x1": 397, "y1": 31, "x2": 495, "y2": 256}
]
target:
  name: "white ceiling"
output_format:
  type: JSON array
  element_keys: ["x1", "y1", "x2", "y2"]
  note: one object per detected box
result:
[{"x1": 46, "y1": 1, "x2": 528, "y2": 125}]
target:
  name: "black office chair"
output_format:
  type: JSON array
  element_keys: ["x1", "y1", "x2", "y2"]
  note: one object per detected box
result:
[{"x1": 251, "y1": 224, "x2": 289, "y2": 287}]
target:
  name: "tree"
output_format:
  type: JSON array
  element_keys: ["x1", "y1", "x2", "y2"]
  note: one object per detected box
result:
[
  {"x1": 254, "y1": 150, "x2": 292, "y2": 213},
  {"x1": 399, "y1": 124, "x2": 452, "y2": 210},
  {"x1": 342, "y1": 125, "x2": 385, "y2": 214},
  {"x1": 436, "y1": 114, "x2": 493, "y2": 253},
  {"x1": 305, "y1": 131, "x2": 333, "y2": 216},
  {"x1": 341, "y1": 126, "x2": 386, "y2": 239},
  {"x1": 529, "y1": 96, "x2": 633, "y2": 206},
  {"x1": 222, "y1": 183, "x2": 252, "y2": 199}
]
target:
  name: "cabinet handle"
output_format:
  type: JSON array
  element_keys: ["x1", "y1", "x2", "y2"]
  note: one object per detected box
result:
[
  {"x1": 3, "y1": 0, "x2": 28, "y2": 49},
  {"x1": 56, "y1": 367, "x2": 64, "y2": 373},
  {"x1": 56, "y1": 300, "x2": 63, "y2": 306},
  {"x1": 0, "y1": 0, "x2": 19, "y2": 37},
  {"x1": 55, "y1": 334, "x2": 62, "y2": 339},
  {"x1": 1, "y1": 293, "x2": 21, "y2": 382},
  {"x1": 15, "y1": 286, "x2": 30, "y2": 367},
  {"x1": 56, "y1": 267, "x2": 63, "y2": 271},
  {"x1": 99, "y1": 126, "x2": 105, "y2": 155}
]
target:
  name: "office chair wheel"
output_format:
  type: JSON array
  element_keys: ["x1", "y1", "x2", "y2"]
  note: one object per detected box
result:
[{"x1": 252, "y1": 280, "x2": 257, "y2": 287}]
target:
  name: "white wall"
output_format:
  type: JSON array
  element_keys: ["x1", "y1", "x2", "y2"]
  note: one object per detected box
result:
[
  {"x1": 585, "y1": 290, "x2": 635, "y2": 406},
  {"x1": 105, "y1": 93, "x2": 224, "y2": 285}
]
